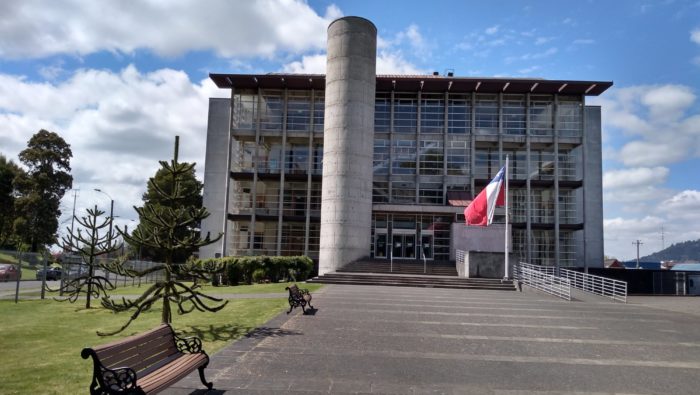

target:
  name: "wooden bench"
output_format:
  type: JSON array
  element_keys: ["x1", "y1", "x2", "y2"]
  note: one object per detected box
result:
[
  {"x1": 81, "y1": 323, "x2": 212, "y2": 394},
  {"x1": 285, "y1": 284, "x2": 314, "y2": 314}
]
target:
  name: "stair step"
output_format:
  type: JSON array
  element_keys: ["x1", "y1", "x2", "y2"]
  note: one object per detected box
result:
[{"x1": 308, "y1": 272, "x2": 515, "y2": 291}]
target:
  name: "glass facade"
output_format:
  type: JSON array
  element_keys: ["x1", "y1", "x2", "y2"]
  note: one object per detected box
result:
[{"x1": 225, "y1": 87, "x2": 588, "y2": 267}]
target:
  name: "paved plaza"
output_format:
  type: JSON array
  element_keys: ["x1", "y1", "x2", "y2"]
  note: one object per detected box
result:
[{"x1": 169, "y1": 284, "x2": 700, "y2": 394}]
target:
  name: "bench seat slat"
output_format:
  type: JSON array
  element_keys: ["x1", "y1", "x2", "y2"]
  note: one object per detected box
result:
[
  {"x1": 138, "y1": 353, "x2": 208, "y2": 394},
  {"x1": 93, "y1": 325, "x2": 172, "y2": 354}
]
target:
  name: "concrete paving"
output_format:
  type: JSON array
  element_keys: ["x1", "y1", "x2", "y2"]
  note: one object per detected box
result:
[{"x1": 168, "y1": 284, "x2": 700, "y2": 394}]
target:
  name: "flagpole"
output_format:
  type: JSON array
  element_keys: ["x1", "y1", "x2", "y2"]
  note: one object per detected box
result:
[{"x1": 504, "y1": 155, "x2": 510, "y2": 280}]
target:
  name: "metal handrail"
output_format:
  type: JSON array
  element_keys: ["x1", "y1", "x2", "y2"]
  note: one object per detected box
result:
[
  {"x1": 515, "y1": 262, "x2": 571, "y2": 301},
  {"x1": 560, "y1": 269, "x2": 627, "y2": 303}
]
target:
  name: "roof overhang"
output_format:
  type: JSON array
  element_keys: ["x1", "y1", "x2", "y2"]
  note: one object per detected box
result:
[{"x1": 210, "y1": 73, "x2": 613, "y2": 96}]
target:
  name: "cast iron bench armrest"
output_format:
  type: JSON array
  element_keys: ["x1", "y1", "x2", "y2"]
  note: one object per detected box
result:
[{"x1": 81, "y1": 348, "x2": 140, "y2": 395}]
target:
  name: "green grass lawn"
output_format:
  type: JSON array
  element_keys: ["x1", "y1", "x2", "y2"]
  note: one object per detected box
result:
[
  {"x1": 107, "y1": 281, "x2": 324, "y2": 296},
  {"x1": 0, "y1": 296, "x2": 294, "y2": 394}
]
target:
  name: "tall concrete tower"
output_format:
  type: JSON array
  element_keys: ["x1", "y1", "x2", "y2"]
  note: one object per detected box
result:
[{"x1": 319, "y1": 17, "x2": 377, "y2": 275}]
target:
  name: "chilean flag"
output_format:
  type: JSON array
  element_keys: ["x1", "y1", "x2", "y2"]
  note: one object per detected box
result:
[{"x1": 465, "y1": 166, "x2": 506, "y2": 226}]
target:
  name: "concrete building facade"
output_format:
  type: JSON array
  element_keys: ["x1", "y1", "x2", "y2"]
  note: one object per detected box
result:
[{"x1": 200, "y1": 17, "x2": 612, "y2": 274}]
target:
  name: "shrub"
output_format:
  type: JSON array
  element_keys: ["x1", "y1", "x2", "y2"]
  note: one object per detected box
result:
[{"x1": 197, "y1": 255, "x2": 315, "y2": 285}]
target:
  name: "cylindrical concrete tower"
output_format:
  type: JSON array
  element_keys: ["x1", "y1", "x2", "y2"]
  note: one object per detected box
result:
[{"x1": 319, "y1": 17, "x2": 377, "y2": 275}]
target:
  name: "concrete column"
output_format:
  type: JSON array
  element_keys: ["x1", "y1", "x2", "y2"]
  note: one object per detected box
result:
[
  {"x1": 583, "y1": 106, "x2": 604, "y2": 269},
  {"x1": 319, "y1": 17, "x2": 377, "y2": 275}
]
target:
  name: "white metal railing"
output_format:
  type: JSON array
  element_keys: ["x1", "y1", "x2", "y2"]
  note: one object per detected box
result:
[
  {"x1": 560, "y1": 268, "x2": 627, "y2": 303},
  {"x1": 456, "y1": 250, "x2": 466, "y2": 277},
  {"x1": 515, "y1": 262, "x2": 571, "y2": 301}
]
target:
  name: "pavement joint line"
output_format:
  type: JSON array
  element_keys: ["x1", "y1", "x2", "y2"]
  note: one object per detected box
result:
[
  {"x1": 236, "y1": 347, "x2": 700, "y2": 370},
  {"x1": 278, "y1": 329, "x2": 700, "y2": 348},
  {"x1": 318, "y1": 307, "x2": 669, "y2": 322},
  {"x1": 314, "y1": 301, "x2": 662, "y2": 316},
  {"x1": 291, "y1": 317, "x2": 599, "y2": 330}
]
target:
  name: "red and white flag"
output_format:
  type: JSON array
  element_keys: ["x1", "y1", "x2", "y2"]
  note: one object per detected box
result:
[{"x1": 464, "y1": 166, "x2": 506, "y2": 226}]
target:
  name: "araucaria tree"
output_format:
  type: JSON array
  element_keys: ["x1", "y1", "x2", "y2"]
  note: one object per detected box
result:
[
  {"x1": 57, "y1": 206, "x2": 121, "y2": 308},
  {"x1": 14, "y1": 129, "x2": 73, "y2": 252},
  {"x1": 100, "y1": 136, "x2": 224, "y2": 336}
]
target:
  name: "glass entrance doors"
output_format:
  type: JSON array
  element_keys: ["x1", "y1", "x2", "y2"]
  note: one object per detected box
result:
[
  {"x1": 392, "y1": 234, "x2": 416, "y2": 259},
  {"x1": 375, "y1": 233, "x2": 388, "y2": 258}
]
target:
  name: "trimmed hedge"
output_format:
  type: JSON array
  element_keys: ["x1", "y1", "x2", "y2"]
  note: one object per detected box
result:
[{"x1": 198, "y1": 255, "x2": 314, "y2": 285}]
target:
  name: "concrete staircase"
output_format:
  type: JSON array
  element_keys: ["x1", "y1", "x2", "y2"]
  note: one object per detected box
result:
[
  {"x1": 308, "y1": 260, "x2": 515, "y2": 291},
  {"x1": 336, "y1": 259, "x2": 458, "y2": 276}
]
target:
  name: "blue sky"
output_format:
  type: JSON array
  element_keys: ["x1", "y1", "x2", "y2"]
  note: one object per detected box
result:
[{"x1": 1, "y1": 0, "x2": 699, "y2": 260}]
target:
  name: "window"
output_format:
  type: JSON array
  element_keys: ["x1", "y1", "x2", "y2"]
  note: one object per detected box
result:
[
  {"x1": 419, "y1": 140, "x2": 443, "y2": 175},
  {"x1": 392, "y1": 139, "x2": 416, "y2": 175},
  {"x1": 503, "y1": 94, "x2": 526, "y2": 135},
  {"x1": 474, "y1": 94, "x2": 498, "y2": 135},
  {"x1": 446, "y1": 139, "x2": 469, "y2": 176},
  {"x1": 448, "y1": 94, "x2": 471, "y2": 134},
  {"x1": 373, "y1": 139, "x2": 390, "y2": 175},
  {"x1": 394, "y1": 93, "x2": 417, "y2": 133},
  {"x1": 420, "y1": 94, "x2": 444, "y2": 133},
  {"x1": 286, "y1": 91, "x2": 311, "y2": 132},
  {"x1": 313, "y1": 92, "x2": 324, "y2": 132},
  {"x1": 285, "y1": 143, "x2": 309, "y2": 174},
  {"x1": 232, "y1": 92, "x2": 256, "y2": 130},
  {"x1": 391, "y1": 180, "x2": 415, "y2": 203},
  {"x1": 419, "y1": 182, "x2": 443, "y2": 205},
  {"x1": 260, "y1": 91, "x2": 283, "y2": 131},
  {"x1": 530, "y1": 95, "x2": 553, "y2": 136},
  {"x1": 557, "y1": 95, "x2": 582, "y2": 138},
  {"x1": 375, "y1": 93, "x2": 391, "y2": 132}
]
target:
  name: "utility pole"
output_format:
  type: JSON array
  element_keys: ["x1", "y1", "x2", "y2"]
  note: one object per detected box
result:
[
  {"x1": 661, "y1": 225, "x2": 665, "y2": 251},
  {"x1": 633, "y1": 240, "x2": 643, "y2": 269}
]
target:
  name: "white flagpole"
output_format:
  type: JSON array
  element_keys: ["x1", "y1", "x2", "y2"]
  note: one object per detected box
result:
[{"x1": 504, "y1": 155, "x2": 510, "y2": 280}]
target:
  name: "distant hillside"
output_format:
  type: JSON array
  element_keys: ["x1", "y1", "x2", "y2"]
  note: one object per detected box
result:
[{"x1": 640, "y1": 239, "x2": 700, "y2": 262}]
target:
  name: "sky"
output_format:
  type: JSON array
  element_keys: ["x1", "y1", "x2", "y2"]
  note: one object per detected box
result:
[{"x1": 1, "y1": 0, "x2": 699, "y2": 261}]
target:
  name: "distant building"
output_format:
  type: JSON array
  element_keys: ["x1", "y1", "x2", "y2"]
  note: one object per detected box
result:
[{"x1": 199, "y1": 16, "x2": 612, "y2": 274}]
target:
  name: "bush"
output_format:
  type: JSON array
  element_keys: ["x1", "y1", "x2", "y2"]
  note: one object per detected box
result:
[{"x1": 199, "y1": 255, "x2": 314, "y2": 286}]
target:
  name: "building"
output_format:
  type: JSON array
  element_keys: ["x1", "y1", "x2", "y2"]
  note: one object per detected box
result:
[{"x1": 200, "y1": 16, "x2": 611, "y2": 275}]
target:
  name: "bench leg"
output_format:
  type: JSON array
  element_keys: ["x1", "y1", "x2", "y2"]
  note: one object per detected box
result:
[
  {"x1": 286, "y1": 304, "x2": 294, "y2": 314},
  {"x1": 198, "y1": 365, "x2": 213, "y2": 390}
]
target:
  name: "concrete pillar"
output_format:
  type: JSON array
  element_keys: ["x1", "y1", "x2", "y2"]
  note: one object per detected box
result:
[{"x1": 319, "y1": 16, "x2": 377, "y2": 275}]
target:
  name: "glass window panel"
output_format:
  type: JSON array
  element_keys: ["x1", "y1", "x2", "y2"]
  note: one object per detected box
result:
[
  {"x1": 448, "y1": 94, "x2": 471, "y2": 134},
  {"x1": 394, "y1": 93, "x2": 417, "y2": 133},
  {"x1": 260, "y1": 91, "x2": 283, "y2": 131},
  {"x1": 232, "y1": 92, "x2": 256, "y2": 130},
  {"x1": 530, "y1": 95, "x2": 553, "y2": 136},
  {"x1": 419, "y1": 140, "x2": 443, "y2": 175},
  {"x1": 392, "y1": 139, "x2": 416, "y2": 175},
  {"x1": 420, "y1": 94, "x2": 444, "y2": 133},
  {"x1": 374, "y1": 138, "x2": 390, "y2": 175},
  {"x1": 286, "y1": 91, "x2": 311, "y2": 132},
  {"x1": 313, "y1": 92, "x2": 324, "y2": 132},
  {"x1": 474, "y1": 94, "x2": 498, "y2": 135},
  {"x1": 391, "y1": 180, "x2": 416, "y2": 203},
  {"x1": 374, "y1": 92, "x2": 391, "y2": 132},
  {"x1": 503, "y1": 94, "x2": 526, "y2": 135}
]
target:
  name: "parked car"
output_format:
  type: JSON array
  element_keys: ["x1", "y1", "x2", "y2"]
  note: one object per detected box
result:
[
  {"x1": 0, "y1": 264, "x2": 21, "y2": 282},
  {"x1": 36, "y1": 267, "x2": 62, "y2": 281}
]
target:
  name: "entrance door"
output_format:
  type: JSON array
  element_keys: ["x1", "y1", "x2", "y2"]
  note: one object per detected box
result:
[
  {"x1": 403, "y1": 235, "x2": 415, "y2": 258},
  {"x1": 421, "y1": 234, "x2": 433, "y2": 259},
  {"x1": 392, "y1": 234, "x2": 403, "y2": 258},
  {"x1": 392, "y1": 233, "x2": 417, "y2": 258},
  {"x1": 375, "y1": 233, "x2": 387, "y2": 258}
]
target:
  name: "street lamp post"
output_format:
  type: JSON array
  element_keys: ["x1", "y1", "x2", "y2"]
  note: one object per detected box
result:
[{"x1": 94, "y1": 189, "x2": 114, "y2": 240}]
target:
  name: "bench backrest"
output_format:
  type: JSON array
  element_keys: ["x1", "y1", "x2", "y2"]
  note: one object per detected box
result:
[
  {"x1": 287, "y1": 284, "x2": 301, "y2": 297},
  {"x1": 91, "y1": 324, "x2": 181, "y2": 376}
]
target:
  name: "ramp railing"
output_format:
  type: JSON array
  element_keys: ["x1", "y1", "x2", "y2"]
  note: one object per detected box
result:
[
  {"x1": 560, "y1": 269, "x2": 627, "y2": 303},
  {"x1": 515, "y1": 262, "x2": 571, "y2": 301}
]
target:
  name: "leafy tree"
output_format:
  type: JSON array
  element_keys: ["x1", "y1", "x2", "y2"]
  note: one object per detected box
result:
[
  {"x1": 0, "y1": 155, "x2": 26, "y2": 249},
  {"x1": 14, "y1": 129, "x2": 73, "y2": 252},
  {"x1": 56, "y1": 205, "x2": 121, "y2": 308},
  {"x1": 131, "y1": 163, "x2": 203, "y2": 262},
  {"x1": 100, "y1": 136, "x2": 224, "y2": 336}
]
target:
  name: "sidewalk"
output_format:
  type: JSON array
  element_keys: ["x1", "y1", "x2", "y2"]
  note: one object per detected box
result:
[{"x1": 168, "y1": 284, "x2": 700, "y2": 394}]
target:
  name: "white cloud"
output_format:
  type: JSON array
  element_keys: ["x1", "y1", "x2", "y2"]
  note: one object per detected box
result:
[
  {"x1": 603, "y1": 167, "x2": 669, "y2": 189},
  {"x1": 0, "y1": 65, "x2": 229, "y2": 238},
  {"x1": 660, "y1": 190, "x2": 700, "y2": 217},
  {"x1": 691, "y1": 28, "x2": 700, "y2": 45},
  {"x1": 590, "y1": 84, "x2": 700, "y2": 167},
  {"x1": 0, "y1": 0, "x2": 340, "y2": 59},
  {"x1": 282, "y1": 54, "x2": 327, "y2": 74},
  {"x1": 485, "y1": 25, "x2": 500, "y2": 35}
]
